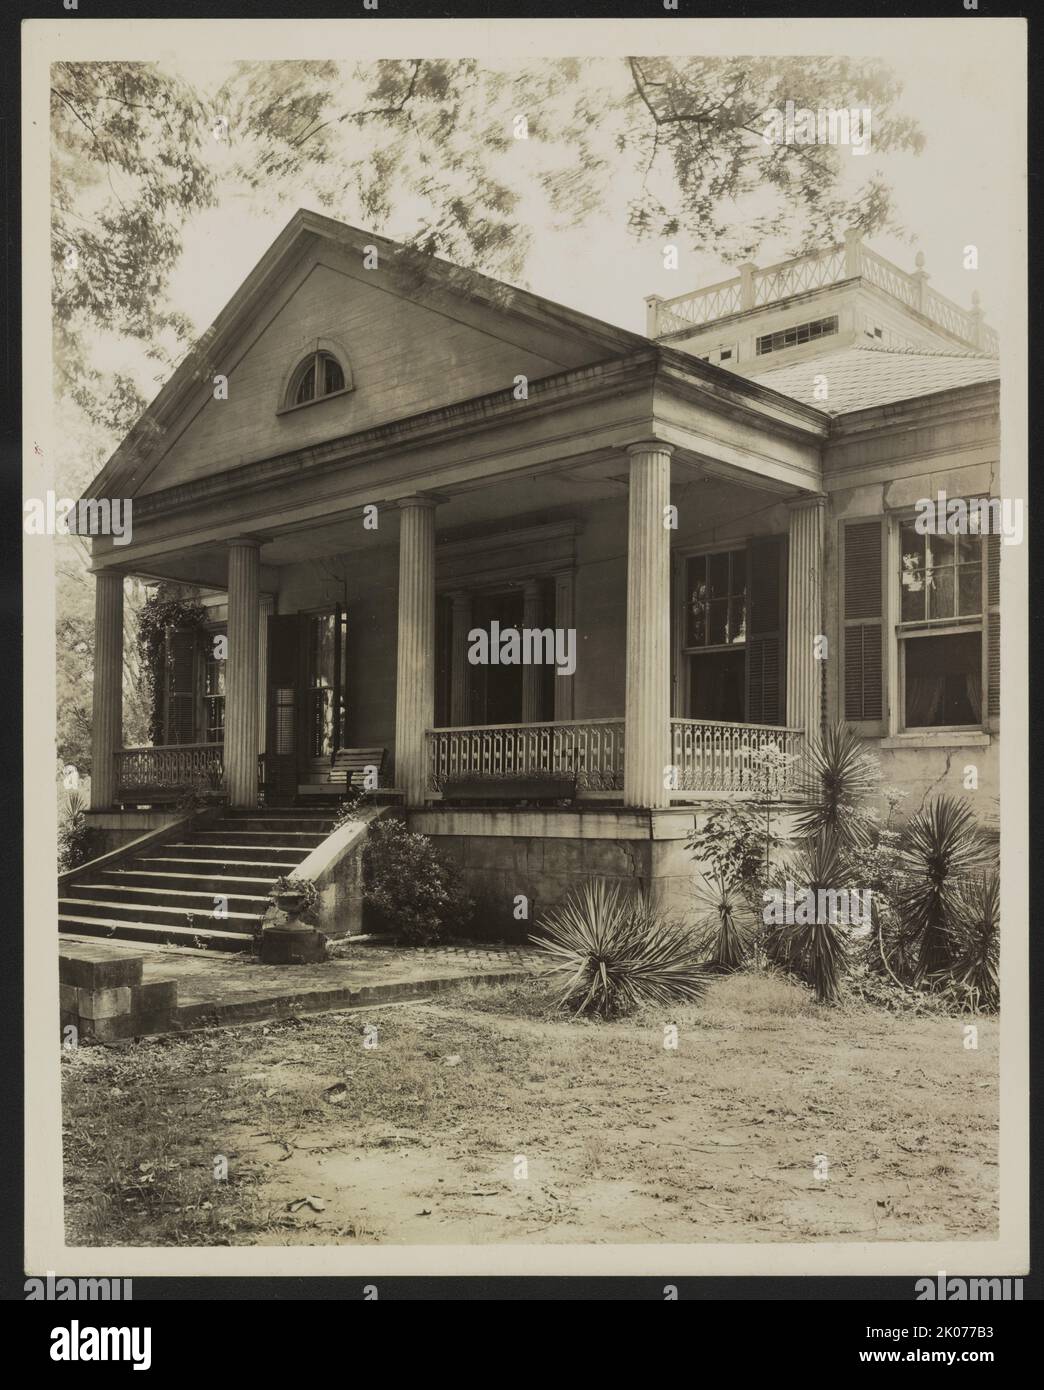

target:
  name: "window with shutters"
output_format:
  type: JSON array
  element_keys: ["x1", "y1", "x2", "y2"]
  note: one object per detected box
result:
[{"x1": 894, "y1": 509, "x2": 988, "y2": 730}]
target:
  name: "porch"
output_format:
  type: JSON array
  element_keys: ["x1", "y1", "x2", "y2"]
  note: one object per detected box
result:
[{"x1": 88, "y1": 415, "x2": 827, "y2": 814}]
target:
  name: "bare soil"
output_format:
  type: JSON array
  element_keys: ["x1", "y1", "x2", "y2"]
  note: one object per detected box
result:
[{"x1": 62, "y1": 972, "x2": 998, "y2": 1246}]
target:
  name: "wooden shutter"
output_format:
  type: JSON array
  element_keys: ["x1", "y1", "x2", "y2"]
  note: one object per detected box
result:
[
  {"x1": 986, "y1": 529, "x2": 1000, "y2": 720},
  {"x1": 843, "y1": 520, "x2": 883, "y2": 721},
  {"x1": 166, "y1": 628, "x2": 198, "y2": 745},
  {"x1": 746, "y1": 535, "x2": 786, "y2": 725}
]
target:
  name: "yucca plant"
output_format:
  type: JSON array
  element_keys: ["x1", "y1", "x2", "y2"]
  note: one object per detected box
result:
[
  {"x1": 57, "y1": 787, "x2": 93, "y2": 872},
  {"x1": 793, "y1": 722, "x2": 879, "y2": 851},
  {"x1": 943, "y1": 870, "x2": 1000, "y2": 1013},
  {"x1": 531, "y1": 879, "x2": 711, "y2": 1019},
  {"x1": 780, "y1": 832, "x2": 850, "y2": 1005},
  {"x1": 691, "y1": 870, "x2": 754, "y2": 972},
  {"x1": 897, "y1": 795, "x2": 988, "y2": 985}
]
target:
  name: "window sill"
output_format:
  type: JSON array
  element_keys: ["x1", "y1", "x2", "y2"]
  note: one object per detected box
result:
[
  {"x1": 276, "y1": 386, "x2": 354, "y2": 417},
  {"x1": 881, "y1": 732, "x2": 992, "y2": 750}
]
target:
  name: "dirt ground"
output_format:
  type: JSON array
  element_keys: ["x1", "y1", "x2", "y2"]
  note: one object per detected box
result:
[{"x1": 62, "y1": 972, "x2": 998, "y2": 1246}]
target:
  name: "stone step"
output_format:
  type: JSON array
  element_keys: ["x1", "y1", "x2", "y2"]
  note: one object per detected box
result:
[
  {"x1": 193, "y1": 828, "x2": 328, "y2": 844},
  {"x1": 58, "y1": 914, "x2": 251, "y2": 951},
  {"x1": 222, "y1": 815, "x2": 337, "y2": 832},
  {"x1": 73, "y1": 882, "x2": 271, "y2": 917},
  {"x1": 157, "y1": 842, "x2": 308, "y2": 864},
  {"x1": 135, "y1": 855, "x2": 296, "y2": 874},
  {"x1": 97, "y1": 867, "x2": 277, "y2": 897},
  {"x1": 59, "y1": 896, "x2": 263, "y2": 930}
]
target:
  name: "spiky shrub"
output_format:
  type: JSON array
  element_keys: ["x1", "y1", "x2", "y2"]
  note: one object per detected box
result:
[
  {"x1": 777, "y1": 832, "x2": 850, "y2": 1005},
  {"x1": 691, "y1": 870, "x2": 754, "y2": 972},
  {"x1": 897, "y1": 796, "x2": 987, "y2": 985},
  {"x1": 944, "y1": 870, "x2": 1000, "y2": 1013},
  {"x1": 531, "y1": 879, "x2": 711, "y2": 1019},
  {"x1": 57, "y1": 788, "x2": 95, "y2": 872},
  {"x1": 793, "y1": 722, "x2": 880, "y2": 851}
]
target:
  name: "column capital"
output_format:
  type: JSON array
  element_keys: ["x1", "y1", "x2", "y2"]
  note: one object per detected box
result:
[
  {"x1": 92, "y1": 565, "x2": 128, "y2": 582},
  {"x1": 397, "y1": 492, "x2": 447, "y2": 512},
  {"x1": 227, "y1": 535, "x2": 265, "y2": 550},
  {"x1": 447, "y1": 588, "x2": 472, "y2": 609},
  {"x1": 625, "y1": 439, "x2": 675, "y2": 459},
  {"x1": 786, "y1": 491, "x2": 828, "y2": 512}
]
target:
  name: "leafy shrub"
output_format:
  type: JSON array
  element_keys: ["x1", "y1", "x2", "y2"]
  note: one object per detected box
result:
[
  {"x1": 532, "y1": 879, "x2": 711, "y2": 1019},
  {"x1": 173, "y1": 772, "x2": 221, "y2": 814},
  {"x1": 686, "y1": 802, "x2": 780, "y2": 916},
  {"x1": 362, "y1": 817, "x2": 473, "y2": 945},
  {"x1": 333, "y1": 786, "x2": 369, "y2": 828}
]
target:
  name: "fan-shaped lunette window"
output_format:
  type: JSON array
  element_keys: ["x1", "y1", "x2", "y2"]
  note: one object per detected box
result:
[{"x1": 286, "y1": 351, "x2": 347, "y2": 408}]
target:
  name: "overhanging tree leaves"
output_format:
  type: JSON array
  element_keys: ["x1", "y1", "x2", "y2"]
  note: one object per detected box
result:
[{"x1": 52, "y1": 56, "x2": 925, "y2": 432}]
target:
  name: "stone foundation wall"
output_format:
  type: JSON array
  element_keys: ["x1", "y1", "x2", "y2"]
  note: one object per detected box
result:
[{"x1": 412, "y1": 805, "x2": 804, "y2": 940}]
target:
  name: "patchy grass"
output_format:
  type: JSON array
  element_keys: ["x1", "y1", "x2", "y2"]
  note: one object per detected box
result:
[{"x1": 63, "y1": 973, "x2": 998, "y2": 1246}]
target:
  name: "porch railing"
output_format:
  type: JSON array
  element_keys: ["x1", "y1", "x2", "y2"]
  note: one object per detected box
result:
[
  {"x1": 427, "y1": 719, "x2": 625, "y2": 793},
  {"x1": 116, "y1": 742, "x2": 225, "y2": 794},
  {"x1": 670, "y1": 719, "x2": 804, "y2": 795}
]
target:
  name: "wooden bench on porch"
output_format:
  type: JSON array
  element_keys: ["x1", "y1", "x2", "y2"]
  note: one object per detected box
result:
[{"x1": 296, "y1": 747, "x2": 386, "y2": 797}]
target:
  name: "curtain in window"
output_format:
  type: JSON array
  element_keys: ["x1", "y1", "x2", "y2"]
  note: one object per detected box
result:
[{"x1": 905, "y1": 676, "x2": 945, "y2": 728}]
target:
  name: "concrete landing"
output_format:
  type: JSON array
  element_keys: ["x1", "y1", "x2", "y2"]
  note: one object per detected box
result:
[{"x1": 60, "y1": 936, "x2": 541, "y2": 1038}]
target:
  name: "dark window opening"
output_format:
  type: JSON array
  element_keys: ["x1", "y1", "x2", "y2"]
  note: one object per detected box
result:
[
  {"x1": 690, "y1": 650, "x2": 747, "y2": 722},
  {"x1": 756, "y1": 315, "x2": 839, "y2": 356},
  {"x1": 903, "y1": 632, "x2": 982, "y2": 728}
]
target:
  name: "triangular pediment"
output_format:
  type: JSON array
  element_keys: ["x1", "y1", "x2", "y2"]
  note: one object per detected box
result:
[{"x1": 87, "y1": 210, "x2": 645, "y2": 501}]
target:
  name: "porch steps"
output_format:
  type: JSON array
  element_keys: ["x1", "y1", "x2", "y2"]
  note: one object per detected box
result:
[
  {"x1": 55, "y1": 914, "x2": 252, "y2": 951},
  {"x1": 59, "y1": 808, "x2": 340, "y2": 952}
]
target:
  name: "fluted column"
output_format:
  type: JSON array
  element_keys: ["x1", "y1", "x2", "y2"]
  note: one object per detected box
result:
[
  {"x1": 521, "y1": 577, "x2": 543, "y2": 724},
  {"x1": 226, "y1": 539, "x2": 260, "y2": 807},
  {"x1": 90, "y1": 569, "x2": 124, "y2": 809},
  {"x1": 257, "y1": 593, "x2": 274, "y2": 755},
  {"x1": 553, "y1": 569, "x2": 576, "y2": 721},
  {"x1": 786, "y1": 494, "x2": 826, "y2": 749},
  {"x1": 624, "y1": 441, "x2": 673, "y2": 809},
  {"x1": 449, "y1": 590, "x2": 472, "y2": 727},
  {"x1": 395, "y1": 497, "x2": 438, "y2": 805}
]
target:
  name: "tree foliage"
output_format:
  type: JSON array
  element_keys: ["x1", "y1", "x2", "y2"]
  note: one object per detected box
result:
[{"x1": 52, "y1": 56, "x2": 924, "y2": 431}]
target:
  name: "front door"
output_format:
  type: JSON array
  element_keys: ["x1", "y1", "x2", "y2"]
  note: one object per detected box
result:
[
  {"x1": 264, "y1": 609, "x2": 347, "y2": 803},
  {"x1": 266, "y1": 614, "x2": 302, "y2": 804},
  {"x1": 468, "y1": 591, "x2": 524, "y2": 724}
]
